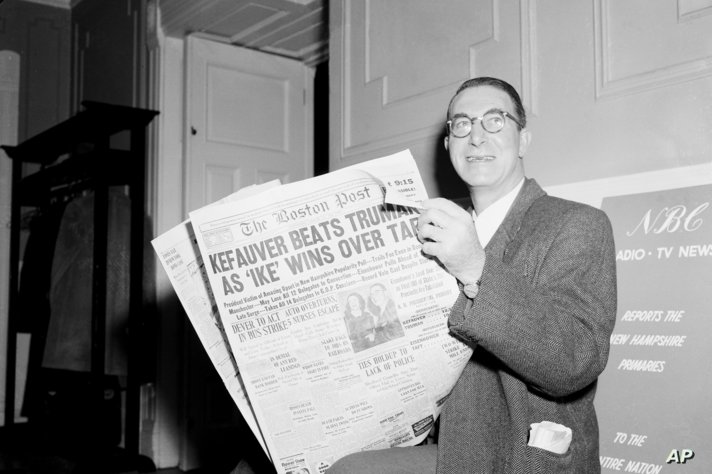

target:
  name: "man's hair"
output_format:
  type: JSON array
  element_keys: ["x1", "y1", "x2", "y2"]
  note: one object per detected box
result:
[{"x1": 446, "y1": 77, "x2": 526, "y2": 129}]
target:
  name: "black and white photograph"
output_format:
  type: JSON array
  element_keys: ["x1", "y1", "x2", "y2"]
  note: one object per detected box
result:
[{"x1": 1, "y1": 1, "x2": 709, "y2": 473}]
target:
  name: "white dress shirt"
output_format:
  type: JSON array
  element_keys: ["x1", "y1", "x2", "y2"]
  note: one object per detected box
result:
[{"x1": 472, "y1": 178, "x2": 525, "y2": 247}]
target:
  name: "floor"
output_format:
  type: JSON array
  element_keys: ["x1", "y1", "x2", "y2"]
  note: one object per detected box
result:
[
  {"x1": 0, "y1": 451, "x2": 209, "y2": 474},
  {"x1": 0, "y1": 407, "x2": 274, "y2": 474},
  {"x1": 0, "y1": 423, "x2": 213, "y2": 474}
]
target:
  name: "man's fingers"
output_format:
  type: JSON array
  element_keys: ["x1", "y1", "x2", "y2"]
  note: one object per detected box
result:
[
  {"x1": 421, "y1": 197, "x2": 470, "y2": 219},
  {"x1": 418, "y1": 208, "x2": 452, "y2": 230},
  {"x1": 417, "y1": 223, "x2": 445, "y2": 243},
  {"x1": 421, "y1": 240, "x2": 440, "y2": 257}
]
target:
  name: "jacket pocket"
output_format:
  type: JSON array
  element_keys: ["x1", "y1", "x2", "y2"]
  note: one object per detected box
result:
[{"x1": 527, "y1": 445, "x2": 574, "y2": 473}]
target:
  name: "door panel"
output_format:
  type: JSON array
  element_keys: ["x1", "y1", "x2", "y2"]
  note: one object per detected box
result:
[{"x1": 185, "y1": 36, "x2": 314, "y2": 214}]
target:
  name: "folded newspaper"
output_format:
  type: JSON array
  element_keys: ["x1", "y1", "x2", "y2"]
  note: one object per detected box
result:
[{"x1": 152, "y1": 150, "x2": 473, "y2": 474}]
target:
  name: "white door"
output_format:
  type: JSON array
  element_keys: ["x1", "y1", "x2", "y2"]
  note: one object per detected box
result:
[
  {"x1": 181, "y1": 36, "x2": 314, "y2": 471},
  {"x1": 185, "y1": 35, "x2": 314, "y2": 213}
]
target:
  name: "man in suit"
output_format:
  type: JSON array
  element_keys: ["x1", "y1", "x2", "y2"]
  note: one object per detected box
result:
[{"x1": 329, "y1": 77, "x2": 617, "y2": 473}]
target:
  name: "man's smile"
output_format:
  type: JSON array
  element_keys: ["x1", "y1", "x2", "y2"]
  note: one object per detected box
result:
[{"x1": 466, "y1": 155, "x2": 495, "y2": 162}]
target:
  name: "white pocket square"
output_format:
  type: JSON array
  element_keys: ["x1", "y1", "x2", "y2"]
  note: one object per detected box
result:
[{"x1": 528, "y1": 421, "x2": 572, "y2": 454}]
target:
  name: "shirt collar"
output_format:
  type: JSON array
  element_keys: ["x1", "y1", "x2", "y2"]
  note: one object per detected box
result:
[{"x1": 472, "y1": 178, "x2": 525, "y2": 247}]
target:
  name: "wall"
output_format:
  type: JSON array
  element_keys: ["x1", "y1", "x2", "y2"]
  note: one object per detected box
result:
[
  {"x1": 329, "y1": 0, "x2": 712, "y2": 196},
  {"x1": 530, "y1": 0, "x2": 712, "y2": 184},
  {"x1": 330, "y1": 0, "x2": 712, "y2": 472},
  {"x1": 151, "y1": 34, "x2": 184, "y2": 469},
  {"x1": 0, "y1": 0, "x2": 70, "y2": 140}
]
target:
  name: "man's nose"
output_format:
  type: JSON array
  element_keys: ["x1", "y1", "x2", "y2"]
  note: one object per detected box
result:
[{"x1": 469, "y1": 121, "x2": 486, "y2": 145}]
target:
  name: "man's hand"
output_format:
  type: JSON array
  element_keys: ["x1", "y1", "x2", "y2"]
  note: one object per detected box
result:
[{"x1": 416, "y1": 198, "x2": 485, "y2": 285}]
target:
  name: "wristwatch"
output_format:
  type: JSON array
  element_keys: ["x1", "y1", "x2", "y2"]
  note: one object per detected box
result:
[{"x1": 461, "y1": 279, "x2": 482, "y2": 299}]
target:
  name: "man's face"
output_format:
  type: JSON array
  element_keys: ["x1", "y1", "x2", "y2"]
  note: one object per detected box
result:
[{"x1": 445, "y1": 85, "x2": 530, "y2": 199}]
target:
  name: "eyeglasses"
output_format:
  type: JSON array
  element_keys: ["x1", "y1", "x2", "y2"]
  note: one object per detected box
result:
[{"x1": 446, "y1": 109, "x2": 523, "y2": 138}]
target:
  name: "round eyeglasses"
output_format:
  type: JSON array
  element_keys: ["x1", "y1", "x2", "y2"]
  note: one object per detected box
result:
[{"x1": 446, "y1": 109, "x2": 523, "y2": 138}]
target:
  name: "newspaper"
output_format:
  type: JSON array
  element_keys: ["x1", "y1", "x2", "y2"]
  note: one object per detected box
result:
[{"x1": 157, "y1": 150, "x2": 473, "y2": 474}]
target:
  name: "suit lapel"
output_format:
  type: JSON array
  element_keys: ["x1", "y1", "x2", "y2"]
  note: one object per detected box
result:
[{"x1": 485, "y1": 178, "x2": 546, "y2": 256}]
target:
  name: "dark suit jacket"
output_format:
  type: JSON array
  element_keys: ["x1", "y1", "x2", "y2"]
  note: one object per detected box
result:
[{"x1": 436, "y1": 178, "x2": 617, "y2": 473}]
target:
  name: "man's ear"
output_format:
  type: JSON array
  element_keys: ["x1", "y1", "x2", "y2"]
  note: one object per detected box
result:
[
  {"x1": 444, "y1": 135, "x2": 449, "y2": 151},
  {"x1": 518, "y1": 128, "x2": 531, "y2": 157}
]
